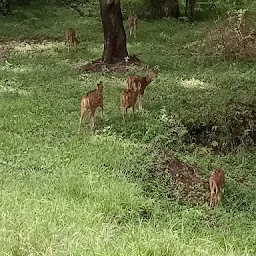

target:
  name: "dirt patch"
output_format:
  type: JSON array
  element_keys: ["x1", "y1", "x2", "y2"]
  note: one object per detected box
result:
[
  {"x1": 79, "y1": 55, "x2": 141, "y2": 73},
  {"x1": 158, "y1": 153, "x2": 209, "y2": 205}
]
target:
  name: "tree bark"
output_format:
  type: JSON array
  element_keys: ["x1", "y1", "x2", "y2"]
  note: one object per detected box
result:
[
  {"x1": 100, "y1": 0, "x2": 128, "y2": 63},
  {"x1": 185, "y1": 0, "x2": 196, "y2": 21},
  {"x1": 166, "y1": 0, "x2": 180, "y2": 19}
]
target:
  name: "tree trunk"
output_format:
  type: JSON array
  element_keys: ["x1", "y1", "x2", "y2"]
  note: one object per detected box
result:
[
  {"x1": 185, "y1": 0, "x2": 196, "y2": 21},
  {"x1": 166, "y1": 0, "x2": 180, "y2": 19},
  {"x1": 0, "y1": 0, "x2": 10, "y2": 16},
  {"x1": 100, "y1": 0, "x2": 128, "y2": 63}
]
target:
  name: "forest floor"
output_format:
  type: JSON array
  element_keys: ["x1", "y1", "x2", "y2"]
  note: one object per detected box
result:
[{"x1": 0, "y1": 2, "x2": 256, "y2": 255}]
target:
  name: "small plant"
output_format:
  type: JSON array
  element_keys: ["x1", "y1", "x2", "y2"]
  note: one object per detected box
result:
[{"x1": 153, "y1": 108, "x2": 188, "y2": 149}]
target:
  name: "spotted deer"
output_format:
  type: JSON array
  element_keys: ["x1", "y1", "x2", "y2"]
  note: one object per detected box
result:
[
  {"x1": 126, "y1": 68, "x2": 158, "y2": 110},
  {"x1": 209, "y1": 169, "x2": 225, "y2": 207},
  {"x1": 128, "y1": 9, "x2": 138, "y2": 38},
  {"x1": 66, "y1": 28, "x2": 78, "y2": 51},
  {"x1": 121, "y1": 80, "x2": 141, "y2": 120},
  {"x1": 78, "y1": 81, "x2": 103, "y2": 133}
]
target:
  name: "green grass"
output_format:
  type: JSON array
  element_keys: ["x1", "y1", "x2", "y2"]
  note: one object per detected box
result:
[{"x1": 0, "y1": 2, "x2": 256, "y2": 255}]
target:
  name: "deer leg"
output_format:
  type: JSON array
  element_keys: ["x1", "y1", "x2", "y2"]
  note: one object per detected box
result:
[
  {"x1": 216, "y1": 191, "x2": 221, "y2": 205},
  {"x1": 215, "y1": 194, "x2": 219, "y2": 206},
  {"x1": 100, "y1": 105, "x2": 104, "y2": 119},
  {"x1": 210, "y1": 192, "x2": 214, "y2": 207},
  {"x1": 139, "y1": 95, "x2": 143, "y2": 110},
  {"x1": 132, "y1": 105, "x2": 135, "y2": 118},
  {"x1": 123, "y1": 107, "x2": 127, "y2": 120},
  {"x1": 78, "y1": 108, "x2": 86, "y2": 133},
  {"x1": 89, "y1": 112, "x2": 95, "y2": 133}
]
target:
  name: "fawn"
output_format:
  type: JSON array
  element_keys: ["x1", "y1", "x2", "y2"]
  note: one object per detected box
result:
[
  {"x1": 128, "y1": 10, "x2": 138, "y2": 38},
  {"x1": 121, "y1": 80, "x2": 141, "y2": 120},
  {"x1": 66, "y1": 28, "x2": 78, "y2": 51},
  {"x1": 78, "y1": 81, "x2": 103, "y2": 133},
  {"x1": 127, "y1": 68, "x2": 158, "y2": 109},
  {"x1": 209, "y1": 169, "x2": 225, "y2": 208}
]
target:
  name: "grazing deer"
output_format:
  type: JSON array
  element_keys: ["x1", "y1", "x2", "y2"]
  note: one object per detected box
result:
[
  {"x1": 127, "y1": 68, "x2": 158, "y2": 110},
  {"x1": 121, "y1": 80, "x2": 141, "y2": 120},
  {"x1": 78, "y1": 81, "x2": 103, "y2": 133},
  {"x1": 128, "y1": 9, "x2": 138, "y2": 38},
  {"x1": 209, "y1": 169, "x2": 225, "y2": 208},
  {"x1": 66, "y1": 28, "x2": 78, "y2": 51}
]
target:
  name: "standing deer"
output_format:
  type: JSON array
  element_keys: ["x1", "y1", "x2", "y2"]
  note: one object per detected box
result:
[
  {"x1": 126, "y1": 68, "x2": 158, "y2": 110},
  {"x1": 209, "y1": 169, "x2": 225, "y2": 208},
  {"x1": 121, "y1": 80, "x2": 141, "y2": 120},
  {"x1": 66, "y1": 28, "x2": 78, "y2": 51},
  {"x1": 128, "y1": 8, "x2": 138, "y2": 38},
  {"x1": 78, "y1": 81, "x2": 103, "y2": 133}
]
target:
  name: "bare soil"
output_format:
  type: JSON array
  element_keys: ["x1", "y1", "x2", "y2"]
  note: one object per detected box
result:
[
  {"x1": 79, "y1": 55, "x2": 141, "y2": 73},
  {"x1": 158, "y1": 152, "x2": 210, "y2": 205}
]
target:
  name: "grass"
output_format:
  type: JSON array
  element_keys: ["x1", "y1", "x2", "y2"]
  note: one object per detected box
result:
[{"x1": 0, "y1": 1, "x2": 256, "y2": 255}]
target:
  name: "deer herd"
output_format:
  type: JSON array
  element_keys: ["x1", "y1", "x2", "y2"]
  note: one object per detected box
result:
[{"x1": 66, "y1": 12, "x2": 225, "y2": 209}]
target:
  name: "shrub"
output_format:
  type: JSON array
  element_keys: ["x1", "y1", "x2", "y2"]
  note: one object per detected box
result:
[{"x1": 205, "y1": 9, "x2": 256, "y2": 60}]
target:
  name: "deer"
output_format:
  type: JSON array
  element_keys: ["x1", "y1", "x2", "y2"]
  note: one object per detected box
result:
[
  {"x1": 78, "y1": 81, "x2": 103, "y2": 133},
  {"x1": 128, "y1": 8, "x2": 138, "y2": 38},
  {"x1": 126, "y1": 68, "x2": 158, "y2": 110},
  {"x1": 209, "y1": 169, "x2": 225, "y2": 208},
  {"x1": 66, "y1": 28, "x2": 78, "y2": 51},
  {"x1": 121, "y1": 79, "x2": 141, "y2": 120}
]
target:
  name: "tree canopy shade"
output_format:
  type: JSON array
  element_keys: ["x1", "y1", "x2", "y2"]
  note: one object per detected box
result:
[
  {"x1": 0, "y1": 0, "x2": 10, "y2": 16},
  {"x1": 100, "y1": 0, "x2": 128, "y2": 63}
]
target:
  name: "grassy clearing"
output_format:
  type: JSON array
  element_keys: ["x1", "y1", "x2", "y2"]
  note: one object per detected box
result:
[{"x1": 0, "y1": 2, "x2": 256, "y2": 255}]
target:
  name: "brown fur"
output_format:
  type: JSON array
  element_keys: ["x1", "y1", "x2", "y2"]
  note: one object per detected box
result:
[
  {"x1": 78, "y1": 81, "x2": 103, "y2": 133},
  {"x1": 121, "y1": 81, "x2": 141, "y2": 120},
  {"x1": 66, "y1": 28, "x2": 78, "y2": 51},
  {"x1": 128, "y1": 11, "x2": 138, "y2": 38},
  {"x1": 126, "y1": 68, "x2": 158, "y2": 109},
  {"x1": 209, "y1": 169, "x2": 225, "y2": 208}
]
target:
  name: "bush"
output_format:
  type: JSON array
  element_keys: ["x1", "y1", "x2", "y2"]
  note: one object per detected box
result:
[{"x1": 204, "y1": 9, "x2": 256, "y2": 60}]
